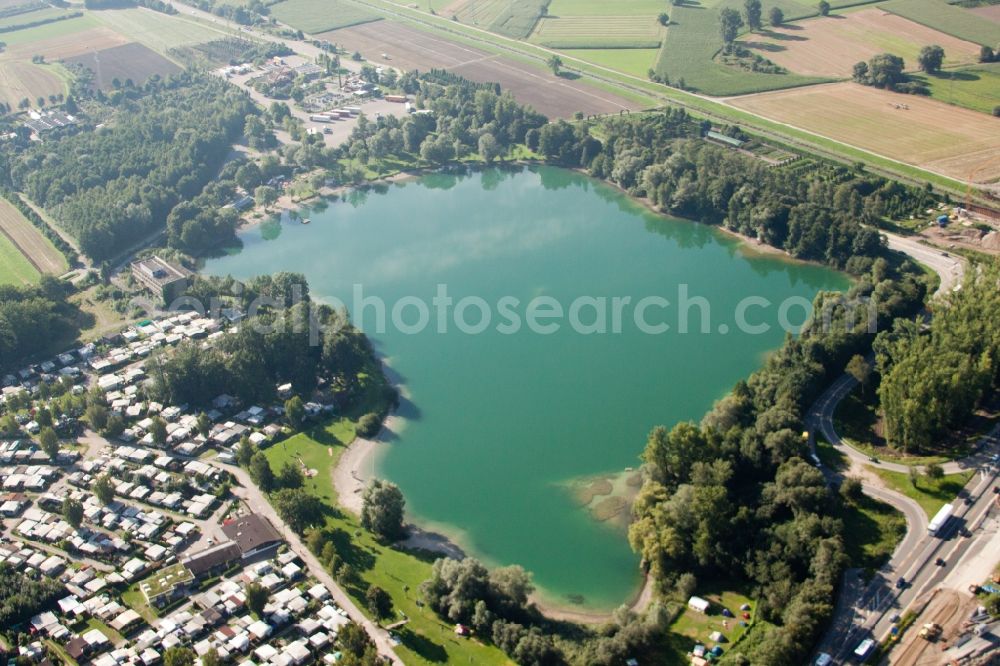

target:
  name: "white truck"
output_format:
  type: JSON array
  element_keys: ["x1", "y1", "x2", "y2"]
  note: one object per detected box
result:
[{"x1": 928, "y1": 503, "x2": 953, "y2": 536}]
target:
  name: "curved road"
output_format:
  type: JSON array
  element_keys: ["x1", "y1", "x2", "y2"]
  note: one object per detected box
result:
[{"x1": 808, "y1": 233, "x2": 1000, "y2": 661}]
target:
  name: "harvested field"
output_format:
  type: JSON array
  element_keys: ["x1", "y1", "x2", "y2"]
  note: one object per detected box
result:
[
  {"x1": 740, "y1": 9, "x2": 982, "y2": 78},
  {"x1": 0, "y1": 60, "x2": 64, "y2": 108},
  {"x1": 0, "y1": 198, "x2": 66, "y2": 275},
  {"x1": 321, "y1": 20, "x2": 636, "y2": 117},
  {"x1": 728, "y1": 82, "x2": 1000, "y2": 183},
  {"x1": 4, "y1": 25, "x2": 129, "y2": 60},
  {"x1": 66, "y1": 42, "x2": 180, "y2": 89},
  {"x1": 529, "y1": 16, "x2": 661, "y2": 48},
  {"x1": 969, "y1": 3, "x2": 1000, "y2": 23}
]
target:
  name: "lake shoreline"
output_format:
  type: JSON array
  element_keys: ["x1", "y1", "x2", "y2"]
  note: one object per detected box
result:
[
  {"x1": 217, "y1": 163, "x2": 846, "y2": 623},
  {"x1": 244, "y1": 161, "x2": 805, "y2": 269}
]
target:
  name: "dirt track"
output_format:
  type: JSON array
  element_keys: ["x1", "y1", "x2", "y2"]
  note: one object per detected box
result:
[
  {"x1": 890, "y1": 589, "x2": 975, "y2": 666},
  {"x1": 322, "y1": 20, "x2": 637, "y2": 117}
]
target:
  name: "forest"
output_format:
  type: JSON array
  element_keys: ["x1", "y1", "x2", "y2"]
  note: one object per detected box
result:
[
  {"x1": 10, "y1": 74, "x2": 256, "y2": 262},
  {"x1": 875, "y1": 262, "x2": 1000, "y2": 452},
  {"x1": 0, "y1": 277, "x2": 80, "y2": 372}
]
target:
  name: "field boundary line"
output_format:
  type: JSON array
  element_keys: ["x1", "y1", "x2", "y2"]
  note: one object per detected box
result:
[{"x1": 0, "y1": 215, "x2": 43, "y2": 273}]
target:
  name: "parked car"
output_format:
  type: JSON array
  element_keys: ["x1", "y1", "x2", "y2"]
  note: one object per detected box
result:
[{"x1": 895, "y1": 576, "x2": 906, "y2": 589}]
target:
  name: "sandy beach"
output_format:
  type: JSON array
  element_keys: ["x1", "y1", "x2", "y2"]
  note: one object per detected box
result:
[{"x1": 332, "y1": 413, "x2": 402, "y2": 516}]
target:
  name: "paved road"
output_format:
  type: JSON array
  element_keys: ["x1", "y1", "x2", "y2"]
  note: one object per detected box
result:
[
  {"x1": 224, "y1": 463, "x2": 404, "y2": 664},
  {"x1": 883, "y1": 230, "x2": 965, "y2": 298},
  {"x1": 808, "y1": 233, "x2": 1000, "y2": 662}
]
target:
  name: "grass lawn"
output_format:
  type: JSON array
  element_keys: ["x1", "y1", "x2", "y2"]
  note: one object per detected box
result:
[
  {"x1": 262, "y1": 418, "x2": 512, "y2": 665},
  {"x1": 873, "y1": 468, "x2": 975, "y2": 520},
  {"x1": 815, "y1": 438, "x2": 907, "y2": 571},
  {"x1": 71, "y1": 285, "x2": 133, "y2": 342},
  {"x1": 881, "y1": 0, "x2": 1000, "y2": 46},
  {"x1": 0, "y1": 232, "x2": 40, "y2": 286},
  {"x1": 269, "y1": 0, "x2": 381, "y2": 34},
  {"x1": 85, "y1": 617, "x2": 125, "y2": 645},
  {"x1": 120, "y1": 583, "x2": 158, "y2": 624},
  {"x1": 560, "y1": 48, "x2": 659, "y2": 77},
  {"x1": 910, "y1": 64, "x2": 1000, "y2": 115},
  {"x1": 835, "y1": 493, "x2": 906, "y2": 571},
  {"x1": 667, "y1": 585, "x2": 755, "y2": 654}
]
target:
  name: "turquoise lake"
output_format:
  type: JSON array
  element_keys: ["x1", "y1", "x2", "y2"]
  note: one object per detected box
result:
[{"x1": 204, "y1": 165, "x2": 849, "y2": 610}]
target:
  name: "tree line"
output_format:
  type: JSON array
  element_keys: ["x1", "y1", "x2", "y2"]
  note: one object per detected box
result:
[
  {"x1": 10, "y1": 73, "x2": 257, "y2": 261},
  {"x1": 531, "y1": 108, "x2": 932, "y2": 272}
]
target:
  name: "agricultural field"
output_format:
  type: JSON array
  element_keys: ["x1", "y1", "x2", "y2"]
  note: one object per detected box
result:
[
  {"x1": 0, "y1": 6, "x2": 72, "y2": 30},
  {"x1": 909, "y1": 63, "x2": 1000, "y2": 114},
  {"x1": 441, "y1": 0, "x2": 548, "y2": 38},
  {"x1": 529, "y1": 16, "x2": 662, "y2": 48},
  {"x1": 729, "y1": 81, "x2": 1000, "y2": 182},
  {"x1": 2, "y1": 25, "x2": 129, "y2": 60},
  {"x1": 739, "y1": 8, "x2": 982, "y2": 78},
  {"x1": 0, "y1": 59, "x2": 65, "y2": 108},
  {"x1": 969, "y1": 3, "x2": 1000, "y2": 22},
  {"x1": 882, "y1": 0, "x2": 1000, "y2": 45},
  {"x1": 654, "y1": 0, "x2": 826, "y2": 95},
  {"x1": 0, "y1": 198, "x2": 67, "y2": 276},
  {"x1": 91, "y1": 7, "x2": 228, "y2": 54},
  {"x1": 0, "y1": 12, "x2": 98, "y2": 47},
  {"x1": 66, "y1": 41, "x2": 181, "y2": 89},
  {"x1": 326, "y1": 20, "x2": 637, "y2": 116},
  {"x1": 0, "y1": 232, "x2": 39, "y2": 286},
  {"x1": 546, "y1": 0, "x2": 666, "y2": 17},
  {"x1": 559, "y1": 47, "x2": 659, "y2": 77},
  {"x1": 268, "y1": 0, "x2": 381, "y2": 34}
]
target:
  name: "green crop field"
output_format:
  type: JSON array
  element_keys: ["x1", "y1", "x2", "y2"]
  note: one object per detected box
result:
[
  {"x1": 654, "y1": 0, "x2": 828, "y2": 95},
  {"x1": 0, "y1": 6, "x2": 72, "y2": 30},
  {"x1": 546, "y1": 0, "x2": 666, "y2": 16},
  {"x1": 0, "y1": 233, "x2": 40, "y2": 286},
  {"x1": 910, "y1": 64, "x2": 1000, "y2": 114},
  {"x1": 448, "y1": 0, "x2": 549, "y2": 38},
  {"x1": 882, "y1": 0, "x2": 1000, "y2": 45},
  {"x1": 92, "y1": 8, "x2": 227, "y2": 53},
  {"x1": 560, "y1": 47, "x2": 659, "y2": 77},
  {"x1": 530, "y1": 16, "x2": 661, "y2": 48},
  {"x1": 270, "y1": 0, "x2": 381, "y2": 33},
  {"x1": 0, "y1": 13, "x2": 97, "y2": 46}
]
